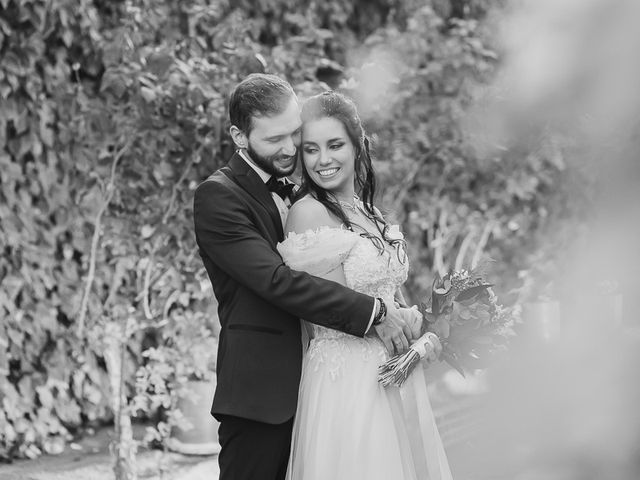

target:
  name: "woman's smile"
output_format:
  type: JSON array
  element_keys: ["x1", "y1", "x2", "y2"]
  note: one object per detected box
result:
[{"x1": 317, "y1": 167, "x2": 340, "y2": 177}]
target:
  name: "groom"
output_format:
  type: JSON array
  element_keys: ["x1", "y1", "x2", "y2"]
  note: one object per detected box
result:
[{"x1": 193, "y1": 73, "x2": 418, "y2": 480}]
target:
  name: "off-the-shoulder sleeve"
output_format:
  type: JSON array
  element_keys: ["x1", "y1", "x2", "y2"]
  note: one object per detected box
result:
[{"x1": 277, "y1": 226, "x2": 360, "y2": 277}]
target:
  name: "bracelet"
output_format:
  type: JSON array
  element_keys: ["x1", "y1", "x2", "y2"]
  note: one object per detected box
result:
[{"x1": 372, "y1": 298, "x2": 387, "y2": 326}]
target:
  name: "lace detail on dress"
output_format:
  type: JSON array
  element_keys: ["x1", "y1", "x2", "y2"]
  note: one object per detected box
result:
[
  {"x1": 306, "y1": 334, "x2": 389, "y2": 381},
  {"x1": 278, "y1": 225, "x2": 409, "y2": 380}
]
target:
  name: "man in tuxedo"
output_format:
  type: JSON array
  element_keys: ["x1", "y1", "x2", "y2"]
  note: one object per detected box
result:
[{"x1": 193, "y1": 73, "x2": 419, "y2": 480}]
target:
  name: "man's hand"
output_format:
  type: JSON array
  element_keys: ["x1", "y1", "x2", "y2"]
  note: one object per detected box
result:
[{"x1": 373, "y1": 302, "x2": 418, "y2": 355}]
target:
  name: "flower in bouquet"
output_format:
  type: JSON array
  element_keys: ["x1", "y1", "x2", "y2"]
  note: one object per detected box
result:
[{"x1": 378, "y1": 268, "x2": 518, "y2": 387}]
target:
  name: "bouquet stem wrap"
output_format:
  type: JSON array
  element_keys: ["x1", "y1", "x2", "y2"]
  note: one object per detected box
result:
[{"x1": 378, "y1": 334, "x2": 436, "y2": 387}]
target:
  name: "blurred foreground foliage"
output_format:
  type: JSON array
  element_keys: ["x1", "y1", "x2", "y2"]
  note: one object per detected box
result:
[{"x1": 0, "y1": 0, "x2": 587, "y2": 459}]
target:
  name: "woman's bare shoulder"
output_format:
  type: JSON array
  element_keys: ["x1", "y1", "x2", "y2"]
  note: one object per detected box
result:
[{"x1": 286, "y1": 195, "x2": 342, "y2": 234}]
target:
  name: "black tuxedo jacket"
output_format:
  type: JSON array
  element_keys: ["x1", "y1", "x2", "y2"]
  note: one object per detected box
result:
[{"x1": 193, "y1": 153, "x2": 374, "y2": 424}]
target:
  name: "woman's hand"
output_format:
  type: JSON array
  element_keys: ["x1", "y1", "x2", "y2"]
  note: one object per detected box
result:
[
  {"x1": 421, "y1": 332, "x2": 443, "y2": 363},
  {"x1": 398, "y1": 305, "x2": 423, "y2": 340},
  {"x1": 373, "y1": 302, "x2": 411, "y2": 355}
]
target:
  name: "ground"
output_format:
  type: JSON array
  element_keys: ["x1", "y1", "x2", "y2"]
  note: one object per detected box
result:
[{"x1": 0, "y1": 424, "x2": 219, "y2": 480}]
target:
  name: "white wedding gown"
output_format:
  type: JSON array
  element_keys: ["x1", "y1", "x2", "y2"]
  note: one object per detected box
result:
[{"x1": 278, "y1": 226, "x2": 453, "y2": 480}]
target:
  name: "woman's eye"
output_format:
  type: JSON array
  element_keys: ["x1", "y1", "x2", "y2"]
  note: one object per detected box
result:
[
  {"x1": 303, "y1": 147, "x2": 318, "y2": 154},
  {"x1": 330, "y1": 143, "x2": 344, "y2": 150}
]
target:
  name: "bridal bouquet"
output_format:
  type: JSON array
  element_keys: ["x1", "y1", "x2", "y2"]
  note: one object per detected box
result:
[{"x1": 378, "y1": 268, "x2": 518, "y2": 387}]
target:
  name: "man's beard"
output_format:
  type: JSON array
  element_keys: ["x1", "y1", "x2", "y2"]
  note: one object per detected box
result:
[{"x1": 246, "y1": 143, "x2": 296, "y2": 178}]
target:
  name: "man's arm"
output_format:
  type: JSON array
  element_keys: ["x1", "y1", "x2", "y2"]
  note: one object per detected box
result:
[
  {"x1": 194, "y1": 180, "x2": 373, "y2": 337},
  {"x1": 281, "y1": 195, "x2": 415, "y2": 354}
]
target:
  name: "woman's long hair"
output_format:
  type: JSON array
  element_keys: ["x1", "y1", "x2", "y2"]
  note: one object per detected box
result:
[{"x1": 296, "y1": 91, "x2": 405, "y2": 259}]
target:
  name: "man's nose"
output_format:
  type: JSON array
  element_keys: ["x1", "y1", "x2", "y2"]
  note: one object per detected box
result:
[{"x1": 281, "y1": 136, "x2": 296, "y2": 156}]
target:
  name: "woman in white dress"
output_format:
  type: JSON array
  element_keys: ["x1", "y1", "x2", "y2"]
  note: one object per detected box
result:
[{"x1": 278, "y1": 91, "x2": 453, "y2": 480}]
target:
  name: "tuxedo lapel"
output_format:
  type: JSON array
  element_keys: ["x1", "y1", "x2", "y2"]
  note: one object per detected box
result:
[{"x1": 226, "y1": 154, "x2": 284, "y2": 239}]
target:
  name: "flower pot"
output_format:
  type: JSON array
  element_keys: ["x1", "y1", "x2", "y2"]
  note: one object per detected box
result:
[{"x1": 167, "y1": 378, "x2": 221, "y2": 456}]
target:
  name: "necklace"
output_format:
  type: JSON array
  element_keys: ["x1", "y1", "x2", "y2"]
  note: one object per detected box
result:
[
  {"x1": 338, "y1": 195, "x2": 360, "y2": 212},
  {"x1": 338, "y1": 200, "x2": 358, "y2": 212}
]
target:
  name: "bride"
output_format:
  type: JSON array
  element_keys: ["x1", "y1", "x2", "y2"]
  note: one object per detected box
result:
[{"x1": 278, "y1": 91, "x2": 453, "y2": 480}]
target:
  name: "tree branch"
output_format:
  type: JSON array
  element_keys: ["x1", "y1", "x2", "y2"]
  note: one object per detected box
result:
[
  {"x1": 471, "y1": 220, "x2": 494, "y2": 269},
  {"x1": 77, "y1": 139, "x2": 132, "y2": 338},
  {"x1": 142, "y1": 255, "x2": 153, "y2": 320},
  {"x1": 387, "y1": 149, "x2": 439, "y2": 224},
  {"x1": 162, "y1": 160, "x2": 192, "y2": 225},
  {"x1": 455, "y1": 228, "x2": 476, "y2": 270}
]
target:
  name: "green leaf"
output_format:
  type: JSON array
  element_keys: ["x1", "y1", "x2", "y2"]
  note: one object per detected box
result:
[
  {"x1": 0, "y1": 82, "x2": 12, "y2": 99},
  {"x1": 36, "y1": 385, "x2": 54, "y2": 409},
  {"x1": 100, "y1": 69, "x2": 128, "y2": 98},
  {"x1": 0, "y1": 336, "x2": 8, "y2": 376},
  {"x1": 2, "y1": 51, "x2": 24, "y2": 76},
  {"x1": 39, "y1": 105, "x2": 55, "y2": 147},
  {"x1": 61, "y1": 29, "x2": 73, "y2": 48},
  {"x1": 455, "y1": 284, "x2": 492, "y2": 303},
  {"x1": 78, "y1": 184, "x2": 103, "y2": 218},
  {"x1": 146, "y1": 51, "x2": 174, "y2": 77},
  {"x1": 140, "y1": 86, "x2": 157, "y2": 103}
]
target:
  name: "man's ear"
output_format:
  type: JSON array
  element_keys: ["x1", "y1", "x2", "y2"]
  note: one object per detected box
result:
[{"x1": 230, "y1": 125, "x2": 248, "y2": 150}]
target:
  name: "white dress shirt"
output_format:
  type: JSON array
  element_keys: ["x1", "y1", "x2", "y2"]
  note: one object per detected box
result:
[{"x1": 238, "y1": 150, "x2": 290, "y2": 227}]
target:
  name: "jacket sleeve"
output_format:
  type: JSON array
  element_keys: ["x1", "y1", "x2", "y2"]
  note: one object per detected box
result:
[{"x1": 193, "y1": 179, "x2": 373, "y2": 337}]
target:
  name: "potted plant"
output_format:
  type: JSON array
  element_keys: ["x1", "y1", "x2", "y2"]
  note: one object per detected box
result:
[{"x1": 134, "y1": 308, "x2": 220, "y2": 456}]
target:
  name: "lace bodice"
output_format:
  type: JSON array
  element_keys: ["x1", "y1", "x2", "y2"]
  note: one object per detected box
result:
[
  {"x1": 278, "y1": 226, "x2": 408, "y2": 338},
  {"x1": 278, "y1": 226, "x2": 409, "y2": 379}
]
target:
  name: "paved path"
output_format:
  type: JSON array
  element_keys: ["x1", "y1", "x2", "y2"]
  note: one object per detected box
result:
[
  {"x1": 0, "y1": 451, "x2": 219, "y2": 480},
  {"x1": 0, "y1": 425, "x2": 220, "y2": 480}
]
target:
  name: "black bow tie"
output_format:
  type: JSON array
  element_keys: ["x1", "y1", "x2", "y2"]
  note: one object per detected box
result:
[{"x1": 266, "y1": 177, "x2": 295, "y2": 201}]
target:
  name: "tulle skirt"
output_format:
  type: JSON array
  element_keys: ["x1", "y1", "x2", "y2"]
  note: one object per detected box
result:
[{"x1": 286, "y1": 334, "x2": 453, "y2": 480}]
